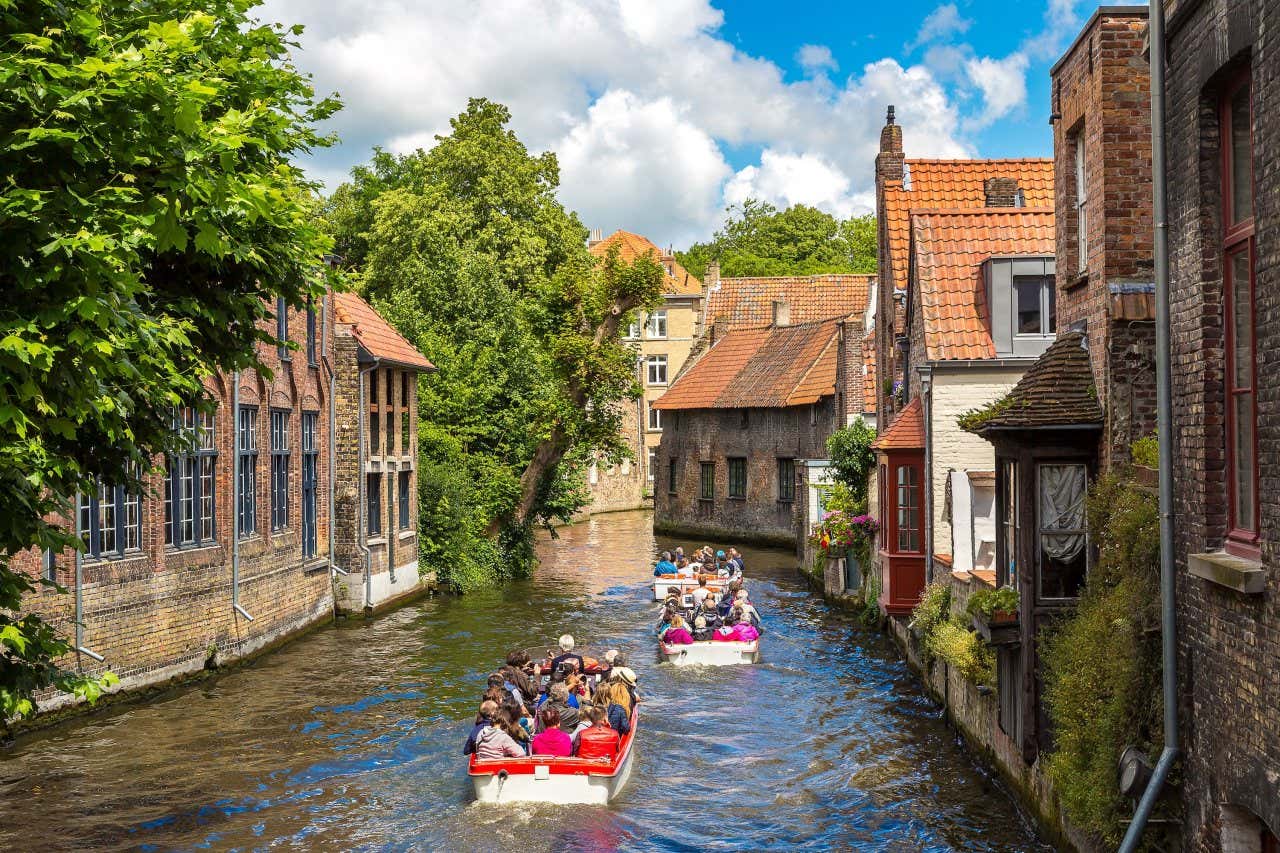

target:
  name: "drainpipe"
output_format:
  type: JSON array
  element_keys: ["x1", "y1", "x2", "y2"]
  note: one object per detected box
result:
[
  {"x1": 919, "y1": 364, "x2": 934, "y2": 584},
  {"x1": 231, "y1": 371, "x2": 253, "y2": 622},
  {"x1": 356, "y1": 360, "x2": 378, "y2": 610},
  {"x1": 72, "y1": 491, "x2": 104, "y2": 663},
  {"x1": 1119, "y1": 1, "x2": 1177, "y2": 848}
]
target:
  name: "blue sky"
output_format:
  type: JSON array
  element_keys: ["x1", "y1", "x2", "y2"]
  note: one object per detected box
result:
[{"x1": 259, "y1": 0, "x2": 1138, "y2": 248}]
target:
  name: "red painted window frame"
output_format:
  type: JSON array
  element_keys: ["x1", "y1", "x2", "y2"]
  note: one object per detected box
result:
[
  {"x1": 1221, "y1": 67, "x2": 1259, "y2": 559},
  {"x1": 880, "y1": 453, "x2": 924, "y2": 556}
]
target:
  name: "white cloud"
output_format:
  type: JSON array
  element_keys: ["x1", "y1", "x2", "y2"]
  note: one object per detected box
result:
[
  {"x1": 909, "y1": 3, "x2": 971, "y2": 50},
  {"x1": 725, "y1": 150, "x2": 871, "y2": 219},
  {"x1": 965, "y1": 53, "x2": 1031, "y2": 127},
  {"x1": 257, "y1": 0, "x2": 977, "y2": 247},
  {"x1": 796, "y1": 44, "x2": 838, "y2": 75}
]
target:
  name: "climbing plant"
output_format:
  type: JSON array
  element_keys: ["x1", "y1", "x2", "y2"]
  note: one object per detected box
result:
[{"x1": 826, "y1": 420, "x2": 877, "y2": 502}]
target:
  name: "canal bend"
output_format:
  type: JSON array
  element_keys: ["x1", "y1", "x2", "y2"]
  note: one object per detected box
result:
[{"x1": 0, "y1": 512, "x2": 1048, "y2": 851}]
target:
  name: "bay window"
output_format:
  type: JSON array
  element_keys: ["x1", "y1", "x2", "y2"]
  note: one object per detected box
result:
[{"x1": 1036, "y1": 464, "x2": 1088, "y2": 602}]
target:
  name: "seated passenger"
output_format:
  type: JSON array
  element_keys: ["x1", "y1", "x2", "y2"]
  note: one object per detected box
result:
[
  {"x1": 711, "y1": 619, "x2": 739, "y2": 642},
  {"x1": 612, "y1": 665, "x2": 639, "y2": 707},
  {"x1": 690, "y1": 576, "x2": 712, "y2": 608},
  {"x1": 653, "y1": 551, "x2": 677, "y2": 576},
  {"x1": 463, "y1": 699, "x2": 499, "y2": 755},
  {"x1": 717, "y1": 580, "x2": 742, "y2": 619},
  {"x1": 535, "y1": 682, "x2": 580, "y2": 733},
  {"x1": 734, "y1": 589, "x2": 762, "y2": 628},
  {"x1": 659, "y1": 614, "x2": 695, "y2": 645},
  {"x1": 731, "y1": 610, "x2": 761, "y2": 643},
  {"x1": 727, "y1": 547, "x2": 746, "y2": 576},
  {"x1": 495, "y1": 704, "x2": 531, "y2": 753},
  {"x1": 548, "y1": 634, "x2": 586, "y2": 675},
  {"x1": 676, "y1": 557, "x2": 696, "y2": 577},
  {"x1": 674, "y1": 547, "x2": 687, "y2": 567},
  {"x1": 691, "y1": 598, "x2": 721, "y2": 640},
  {"x1": 530, "y1": 707, "x2": 573, "y2": 756},
  {"x1": 573, "y1": 705, "x2": 621, "y2": 760},
  {"x1": 595, "y1": 681, "x2": 633, "y2": 735}
]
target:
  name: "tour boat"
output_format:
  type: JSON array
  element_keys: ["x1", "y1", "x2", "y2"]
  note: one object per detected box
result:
[
  {"x1": 468, "y1": 709, "x2": 639, "y2": 805},
  {"x1": 659, "y1": 638, "x2": 760, "y2": 666},
  {"x1": 651, "y1": 574, "x2": 730, "y2": 601}
]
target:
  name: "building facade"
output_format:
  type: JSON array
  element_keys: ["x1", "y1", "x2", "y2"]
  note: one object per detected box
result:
[
  {"x1": 15, "y1": 289, "x2": 431, "y2": 716},
  {"x1": 584, "y1": 230, "x2": 705, "y2": 513},
  {"x1": 653, "y1": 319, "x2": 851, "y2": 545},
  {"x1": 1163, "y1": 0, "x2": 1280, "y2": 847}
]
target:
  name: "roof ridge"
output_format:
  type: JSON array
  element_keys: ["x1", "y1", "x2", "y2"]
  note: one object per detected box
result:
[
  {"x1": 905, "y1": 157, "x2": 1053, "y2": 164},
  {"x1": 910, "y1": 206, "x2": 1055, "y2": 216}
]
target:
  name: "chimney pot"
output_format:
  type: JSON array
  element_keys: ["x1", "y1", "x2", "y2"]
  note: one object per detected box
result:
[{"x1": 886, "y1": 105, "x2": 895, "y2": 125}]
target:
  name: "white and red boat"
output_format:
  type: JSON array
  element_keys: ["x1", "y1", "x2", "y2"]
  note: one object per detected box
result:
[
  {"x1": 468, "y1": 708, "x2": 639, "y2": 804},
  {"x1": 659, "y1": 639, "x2": 759, "y2": 666},
  {"x1": 651, "y1": 574, "x2": 730, "y2": 601}
]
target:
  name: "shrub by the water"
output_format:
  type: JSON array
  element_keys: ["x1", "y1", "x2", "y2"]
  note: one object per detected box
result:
[{"x1": 928, "y1": 618, "x2": 995, "y2": 685}]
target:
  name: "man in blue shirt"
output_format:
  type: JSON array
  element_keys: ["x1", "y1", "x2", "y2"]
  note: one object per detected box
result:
[{"x1": 653, "y1": 551, "x2": 677, "y2": 576}]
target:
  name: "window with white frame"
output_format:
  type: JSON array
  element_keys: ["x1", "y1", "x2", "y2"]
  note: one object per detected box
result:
[
  {"x1": 648, "y1": 404, "x2": 662, "y2": 431},
  {"x1": 1075, "y1": 130, "x2": 1088, "y2": 272},
  {"x1": 270, "y1": 410, "x2": 290, "y2": 531},
  {"x1": 237, "y1": 406, "x2": 258, "y2": 537},
  {"x1": 165, "y1": 407, "x2": 217, "y2": 547},
  {"x1": 626, "y1": 320, "x2": 640, "y2": 340},
  {"x1": 646, "y1": 355, "x2": 668, "y2": 385},
  {"x1": 1013, "y1": 275, "x2": 1056, "y2": 336},
  {"x1": 648, "y1": 448, "x2": 657, "y2": 482},
  {"x1": 645, "y1": 310, "x2": 668, "y2": 339}
]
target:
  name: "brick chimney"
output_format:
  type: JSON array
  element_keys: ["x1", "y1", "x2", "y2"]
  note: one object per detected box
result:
[
  {"x1": 772, "y1": 299, "x2": 791, "y2": 327},
  {"x1": 705, "y1": 260, "x2": 720, "y2": 290},
  {"x1": 983, "y1": 177, "x2": 1022, "y2": 207},
  {"x1": 875, "y1": 105, "x2": 905, "y2": 189}
]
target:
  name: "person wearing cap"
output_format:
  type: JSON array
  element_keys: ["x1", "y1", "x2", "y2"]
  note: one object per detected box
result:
[
  {"x1": 548, "y1": 634, "x2": 585, "y2": 676},
  {"x1": 653, "y1": 551, "x2": 677, "y2": 576},
  {"x1": 613, "y1": 666, "x2": 639, "y2": 707}
]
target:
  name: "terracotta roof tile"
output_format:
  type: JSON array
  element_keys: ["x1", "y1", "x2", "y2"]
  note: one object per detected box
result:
[
  {"x1": 588, "y1": 230, "x2": 703, "y2": 296},
  {"x1": 862, "y1": 331, "x2": 877, "y2": 414},
  {"x1": 654, "y1": 319, "x2": 843, "y2": 410},
  {"x1": 884, "y1": 159, "x2": 1053, "y2": 303},
  {"x1": 872, "y1": 397, "x2": 924, "y2": 450},
  {"x1": 968, "y1": 332, "x2": 1103, "y2": 432},
  {"x1": 334, "y1": 293, "x2": 435, "y2": 371},
  {"x1": 706, "y1": 274, "x2": 873, "y2": 329},
  {"x1": 911, "y1": 208, "x2": 1056, "y2": 361}
]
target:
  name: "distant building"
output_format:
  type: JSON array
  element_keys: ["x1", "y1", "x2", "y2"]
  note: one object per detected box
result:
[
  {"x1": 652, "y1": 317, "x2": 855, "y2": 546},
  {"x1": 585, "y1": 230, "x2": 705, "y2": 513}
]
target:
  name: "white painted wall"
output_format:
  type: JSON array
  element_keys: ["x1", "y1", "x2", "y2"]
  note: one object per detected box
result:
[
  {"x1": 929, "y1": 368, "x2": 1026, "y2": 563},
  {"x1": 948, "y1": 470, "x2": 996, "y2": 572}
]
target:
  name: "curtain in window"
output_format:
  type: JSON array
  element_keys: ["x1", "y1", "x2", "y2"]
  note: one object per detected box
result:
[{"x1": 1039, "y1": 464, "x2": 1085, "y2": 561}]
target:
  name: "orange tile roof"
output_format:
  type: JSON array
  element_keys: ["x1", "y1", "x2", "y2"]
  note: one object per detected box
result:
[
  {"x1": 872, "y1": 398, "x2": 924, "y2": 450},
  {"x1": 654, "y1": 319, "x2": 842, "y2": 410},
  {"x1": 862, "y1": 331, "x2": 877, "y2": 414},
  {"x1": 334, "y1": 292, "x2": 435, "y2": 371},
  {"x1": 588, "y1": 230, "x2": 703, "y2": 296},
  {"x1": 911, "y1": 207, "x2": 1056, "y2": 361},
  {"x1": 884, "y1": 159, "x2": 1053, "y2": 301},
  {"x1": 706, "y1": 274, "x2": 873, "y2": 330}
]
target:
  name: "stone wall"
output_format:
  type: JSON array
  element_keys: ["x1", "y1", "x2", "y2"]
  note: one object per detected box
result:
[
  {"x1": 1165, "y1": 0, "x2": 1280, "y2": 847},
  {"x1": 655, "y1": 397, "x2": 838, "y2": 545}
]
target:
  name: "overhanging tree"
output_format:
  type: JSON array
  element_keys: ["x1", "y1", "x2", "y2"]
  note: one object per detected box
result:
[{"x1": 0, "y1": 0, "x2": 338, "y2": 718}]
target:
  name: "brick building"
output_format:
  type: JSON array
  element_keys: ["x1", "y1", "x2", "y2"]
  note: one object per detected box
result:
[
  {"x1": 332, "y1": 293, "x2": 435, "y2": 613},
  {"x1": 653, "y1": 318, "x2": 853, "y2": 545},
  {"x1": 1161, "y1": 0, "x2": 1280, "y2": 847},
  {"x1": 14, "y1": 288, "x2": 430, "y2": 716},
  {"x1": 584, "y1": 230, "x2": 705, "y2": 513}
]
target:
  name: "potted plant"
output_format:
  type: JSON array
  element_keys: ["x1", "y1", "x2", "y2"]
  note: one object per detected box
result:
[{"x1": 967, "y1": 586, "x2": 1020, "y2": 645}]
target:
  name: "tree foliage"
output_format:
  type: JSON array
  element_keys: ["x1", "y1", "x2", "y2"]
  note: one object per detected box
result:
[
  {"x1": 826, "y1": 420, "x2": 878, "y2": 503},
  {"x1": 0, "y1": 0, "x2": 337, "y2": 718},
  {"x1": 677, "y1": 199, "x2": 877, "y2": 278},
  {"x1": 323, "y1": 100, "x2": 664, "y2": 591}
]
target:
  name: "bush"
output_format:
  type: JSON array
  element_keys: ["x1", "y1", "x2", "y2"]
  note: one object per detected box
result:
[
  {"x1": 1040, "y1": 472, "x2": 1163, "y2": 845},
  {"x1": 910, "y1": 580, "x2": 952, "y2": 663},
  {"x1": 929, "y1": 617, "x2": 995, "y2": 685},
  {"x1": 1131, "y1": 433, "x2": 1159, "y2": 469},
  {"x1": 967, "y1": 586, "x2": 1020, "y2": 619},
  {"x1": 826, "y1": 420, "x2": 877, "y2": 500}
]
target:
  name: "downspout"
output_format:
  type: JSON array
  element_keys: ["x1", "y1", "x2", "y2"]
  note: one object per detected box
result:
[
  {"x1": 322, "y1": 291, "x2": 348, "y2": 587},
  {"x1": 919, "y1": 364, "x2": 934, "y2": 584},
  {"x1": 1119, "y1": 2, "x2": 1178, "y2": 848},
  {"x1": 356, "y1": 360, "x2": 378, "y2": 610},
  {"x1": 231, "y1": 371, "x2": 253, "y2": 622},
  {"x1": 73, "y1": 492, "x2": 103, "y2": 663}
]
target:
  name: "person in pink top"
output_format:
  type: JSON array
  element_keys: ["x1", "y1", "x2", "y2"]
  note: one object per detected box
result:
[
  {"x1": 659, "y1": 614, "x2": 695, "y2": 645},
  {"x1": 731, "y1": 612, "x2": 760, "y2": 643},
  {"x1": 530, "y1": 706, "x2": 573, "y2": 756}
]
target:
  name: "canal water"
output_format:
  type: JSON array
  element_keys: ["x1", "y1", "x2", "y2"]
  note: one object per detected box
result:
[{"x1": 0, "y1": 512, "x2": 1049, "y2": 852}]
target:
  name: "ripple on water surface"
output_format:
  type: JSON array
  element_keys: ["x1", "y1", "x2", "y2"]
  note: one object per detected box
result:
[{"x1": 0, "y1": 511, "x2": 1049, "y2": 852}]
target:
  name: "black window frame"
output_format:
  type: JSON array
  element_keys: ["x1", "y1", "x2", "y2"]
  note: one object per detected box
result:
[
  {"x1": 237, "y1": 405, "x2": 258, "y2": 538},
  {"x1": 79, "y1": 478, "x2": 142, "y2": 560},
  {"x1": 269, "y1": 409, "x2": 290, "y2": 532},
  {"x1": 699, "y1": 461, "x2": 714, "y2": 501},
  {"x1": 166, "y1": 407, "x2": 218, "y2": 548},
  {"x1": 668, "y1": 458, "x2": 678, "y2": 495},
  {"x1": 727, "y1": 457, "x2": 747, "y2": 500},
  {"x1": 306, "y1": 297, "x2": 318, "y2": 367},
  {"x1": 301, "y1": 411, "x2": 319, "y2": 557},
  {"x1": 777, "y1": 457, "x2": 796, "y2": 503},
  {"x1": 276, "y1": 296, "x2": 290, "y2": 362},
  {"x1": 398, "y1": 469, "x2": 411, "y2": 530},
  {"x1": 367, "y1": 472, "x2": 383, "y2": 536}
]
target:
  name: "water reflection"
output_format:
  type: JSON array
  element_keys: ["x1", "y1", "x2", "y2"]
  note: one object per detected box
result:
[{"x1": 0, "y1": 511, "x2": 1048, "y2": 852}]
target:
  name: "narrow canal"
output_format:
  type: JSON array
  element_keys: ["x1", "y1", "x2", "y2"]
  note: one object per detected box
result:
[{"x1": 0, "y1": 512, "x2": 1048, "y2": 852}]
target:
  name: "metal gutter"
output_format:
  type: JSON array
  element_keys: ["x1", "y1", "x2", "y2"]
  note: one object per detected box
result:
[
  {"x1": 72, "y1": 491, "x2": 103, "y2": 662},
  {"x1": 919, "y1": 365, "x2": 934, "y2": 584},
  {"x1": 1119, "y1": 1, "x2": 1178, "y2": 847},
  {"x1": 356, "y1": 359, "x2": 378, "y2": 610},
  {"x1": 230, "y1": 370, "x2": 252, "y2": 622}
]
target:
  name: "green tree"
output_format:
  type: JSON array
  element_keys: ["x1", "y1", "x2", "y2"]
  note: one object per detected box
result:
[
  {"x1": 677, "y1": 200, "x2": 876, "y2": 278},
  {"x1": 826, "y1": 420, "x2": 877, "y2": 503},
  {"x1": 326, "y1": 100, "x2": 664, "y2": 590},
  {"x1": 0, "y1": 0, "x2": 338, "y2": 718}
]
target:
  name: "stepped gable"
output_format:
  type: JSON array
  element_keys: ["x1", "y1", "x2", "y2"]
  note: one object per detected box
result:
[
  {"x1": 872, "y1": 397, "x2": 924, "y2": 450},
  {"x1": 884, "y1": 158, "x2": 1053, "y2": 299},
  {"x1": 334, "y1": 293, "x2": 435, "y2": 371},
  {"x1": 966, "y1": 331, "x2": 1103, "y2": 433},
  {"x1": 653, "y1": 318, "x2": 843, "y2": 411},
  {"x1": 588, "y1": 230, "x2": 703, "y2": 296},
  {"x1": 706, "y1": 273, "x2": 873, "y2": 329},
  {"x1": 911, "y1": 207, "x2": 1056, "y2": 361}
]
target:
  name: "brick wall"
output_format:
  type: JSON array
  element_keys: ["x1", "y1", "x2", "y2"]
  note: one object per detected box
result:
[
  {"x1": 13, "y1": 295, "x2": 340, "y2": 714},
  {"x1": 876, "y1": 112, "x2": 906, "y2": 429},
  {"x1": 1165, "y1": 0, "x2": 1280, "y2": 846},
  {"x1": 654, "y1": 398, "x2": 837, "y2": 545}
]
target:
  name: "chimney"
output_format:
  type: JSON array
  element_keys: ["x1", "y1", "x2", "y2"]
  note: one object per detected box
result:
[
  {"x1": 772, "y1": 299, "x2": 791, "y2": 327},
  {"x1": 984, "y1": 177, "x2": 1021, "y2": 208},
  {"x1": 588, "y1": 227, "x2": 603, "y2": 247},
  {"x1": 875, "y1": 105, "x2": 905, "y2": 189},
  {"x1": 705, "y1": 260, "x2": 720, "y2": 290}
]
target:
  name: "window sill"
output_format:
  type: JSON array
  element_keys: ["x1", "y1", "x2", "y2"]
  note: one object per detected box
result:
[
  {"x1": 368, "y1": 536, "x2": 387, "y2": 546},
  {"x1": 398, "y1": 529, "x2": 416, "y2": 540},
  {"x1": 777, "y1": 498, "x2": 795, "y2": 505},
  {"x1": 1189, "y1": 551, "x2": 1265, "y2": 594},
  {"x1": 1064, "y1": 271, "x2": 1089, "y2": 291},
  {"x1": 727, "y1": 496, "x2": 746, "y2": 502},
  {"x1": 83, "y1": 549, "x2": 147, "y2": 565},
  {"x1": 698, "y1": 497, "x2": 715, "y2": 503},
  {"x1": 166, "y1": 541, "x2": 219, "y2": 554}
]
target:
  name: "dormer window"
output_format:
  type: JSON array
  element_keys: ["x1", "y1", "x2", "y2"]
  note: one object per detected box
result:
[
  {"x1": 1014, "y1": 275, "x2": 1056, "y2": 335},
  {"x1": 986, "y1": 257, "x2": 1056, "y2": 357}
]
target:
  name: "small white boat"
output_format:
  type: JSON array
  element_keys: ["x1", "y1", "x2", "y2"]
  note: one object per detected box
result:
[
  {"x1": 468, "y1": 709, "x2": 638, "y2": 805},
  {"x1": 651, "y1": 574, "x2": 730, "y2": 601},
  {"x1": 659, "y1": 639, "x2": 760, "y2": 666}
]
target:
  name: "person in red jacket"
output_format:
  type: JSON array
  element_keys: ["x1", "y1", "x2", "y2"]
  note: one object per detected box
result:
[{"x1": 573, "y1": 706, "x2": 620, "y2": 761}]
